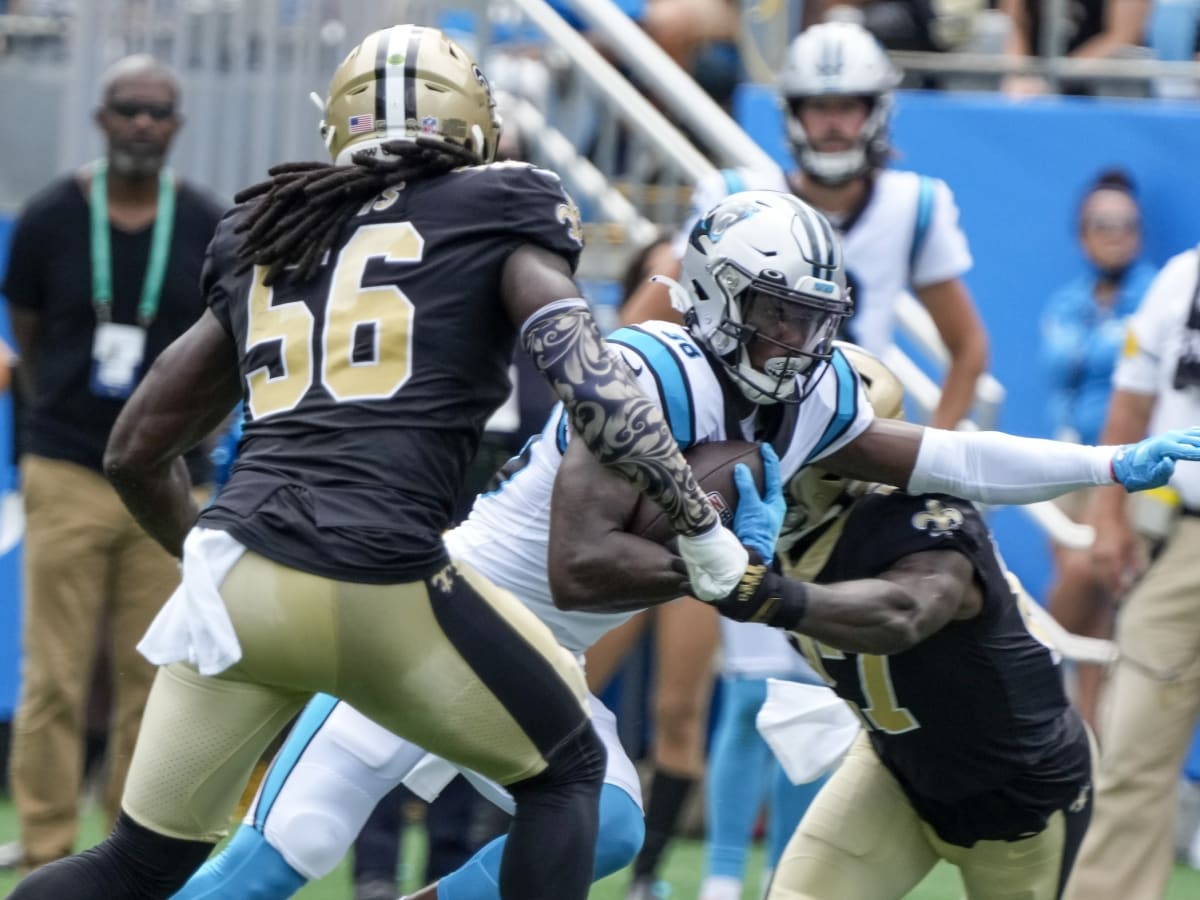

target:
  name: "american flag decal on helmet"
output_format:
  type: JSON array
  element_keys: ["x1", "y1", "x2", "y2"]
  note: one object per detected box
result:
[{"x1": 348, "y1": 113, "x2": 375, "y2": 134}]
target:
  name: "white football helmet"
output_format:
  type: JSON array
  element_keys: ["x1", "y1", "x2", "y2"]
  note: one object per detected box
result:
[
  {"x1": 778, "y1": 22, "x2": 901, "y2": 185},
  {"x1": 662, "y1": 191, "x2": 852, "y2": 405}
]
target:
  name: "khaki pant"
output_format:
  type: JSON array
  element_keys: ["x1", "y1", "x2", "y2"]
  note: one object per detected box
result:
[
  {"x1": 9, "y1": 456, "x2": 183, "y2": 869},
  {"x1": 122, "y1": 546, "x2": 590, "y2": 844},
  {"x1": 768, "y1": 733, "x2": 1092, "y2": 900},
  {"x1": 1064, "y1": 516, "x2": 1200, "y2": 900}
]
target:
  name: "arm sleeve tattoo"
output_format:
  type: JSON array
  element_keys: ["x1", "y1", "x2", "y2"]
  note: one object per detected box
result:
[{"x1": 522, "y1": 300, "x2": 718, "y2": 536}]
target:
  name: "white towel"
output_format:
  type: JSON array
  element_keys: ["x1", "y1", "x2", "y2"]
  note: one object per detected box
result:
[
  {"x1": 756, "y1": 678, "x2": 862, "y2": 785},
  {"x1": 402, "y1": 751, "x2": 518, "y2": 816},
  {"x1": 402, "y1": 753, "x2": 460, "y2": 804},
  {"x1": 137, "y1": 528, "x2": 245, "y2": 676}
]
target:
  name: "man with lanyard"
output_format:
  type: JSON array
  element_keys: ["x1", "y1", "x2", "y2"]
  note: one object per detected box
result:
[{"x1": 1, "y1": 54, "x2": 224, "y2": 871}]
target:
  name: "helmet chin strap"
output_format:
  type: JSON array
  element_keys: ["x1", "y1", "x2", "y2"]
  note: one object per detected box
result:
[{"x1": 799, "y1": 146, "x2": 868, "y2": 186}]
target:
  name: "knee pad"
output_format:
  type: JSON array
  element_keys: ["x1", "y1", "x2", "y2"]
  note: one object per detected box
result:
[
  {"x1": 593, "y1": 784, "x2": 645, "y2": 879},
  {"x1": 255, "y1": 701, "x2": 426, "y2": 880}
]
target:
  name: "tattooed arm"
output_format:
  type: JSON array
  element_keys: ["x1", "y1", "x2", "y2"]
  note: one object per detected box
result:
[{"x1": 502, "y1": 244, "x2": 747, "y2": 599}]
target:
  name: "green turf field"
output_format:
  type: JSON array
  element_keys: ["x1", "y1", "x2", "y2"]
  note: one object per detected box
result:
[{"x1": 3, "y1": 799, "x2": 1200, "y2": 899}]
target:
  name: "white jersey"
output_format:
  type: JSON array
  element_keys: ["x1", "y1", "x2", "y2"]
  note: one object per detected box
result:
[
  {"x1": 676, "y1": 166, "x2": 973, "y2": 355},
  {"x1": 448, "y1": 320, "x2": 875, "y2": 655},
  {"x1": 1113, "y1": 247, "x2": 1200, "y2": 508}
]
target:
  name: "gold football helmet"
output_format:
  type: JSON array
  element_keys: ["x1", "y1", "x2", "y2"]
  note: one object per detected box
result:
[
  {"x1": 779, "y1": 343, "x2": 906, "y2": 552},
  {"x1": 316, "y1": 25, "x2": 501, "y2": 165}
]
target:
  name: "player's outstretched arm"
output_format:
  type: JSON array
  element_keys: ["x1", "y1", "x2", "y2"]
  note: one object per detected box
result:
[
  {"x1": 823, "y1": 417, "x2": 1200, "y2": 505},
  {"x1": 104, "y1": 310, "x2": 243, "y2": 557},
  {"x1": 712, "y1": 549, "x2": 981, "y2": 655},
  {"x1": 502, "y1": 243, "x2": 746, "y2": 600},
  {"x1": 548, "y1": 437, "x2": 691, "y2": 613}
]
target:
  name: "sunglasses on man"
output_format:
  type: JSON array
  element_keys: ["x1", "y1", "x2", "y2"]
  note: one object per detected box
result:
[
  {"x1": 1083, "y1": 214, "x2": 1139, "y2": 235},
  {"x1": 106, "y1": 100, "x2": 176, "y2": 121}
]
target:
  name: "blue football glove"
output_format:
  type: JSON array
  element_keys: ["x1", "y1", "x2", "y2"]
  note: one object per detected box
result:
[
  {"x1": 732, "y1": 444, "x2": 786, "y2": 564},
  {"x1": 1111, "y1": 427, "x2": 1200, "y2": 491}
]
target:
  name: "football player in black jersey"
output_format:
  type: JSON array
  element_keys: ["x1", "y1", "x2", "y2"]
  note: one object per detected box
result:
[
  {"x1": 8, "y1": 25, "x2": 755, "y2": 900},
  {"x1": 552, "y1": 346, "x2": 1096, "y2": 899},
  {"x1": 710, "y1": 350, "x2": 1095, "y2": 900}
]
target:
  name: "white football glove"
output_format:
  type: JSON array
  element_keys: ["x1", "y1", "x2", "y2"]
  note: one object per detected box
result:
[{"x1": 677, "y1": 522, "x2": 750, "y2": 601}]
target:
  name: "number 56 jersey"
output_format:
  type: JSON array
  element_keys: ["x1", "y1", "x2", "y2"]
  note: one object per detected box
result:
[
  {"x1": 452, "y1": 323, "x2": 875, "y2": 657},
  {"x1": 199, "y1": 162, "x2": 584, "y2": 584}
]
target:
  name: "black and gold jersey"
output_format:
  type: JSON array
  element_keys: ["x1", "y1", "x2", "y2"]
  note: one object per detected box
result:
[
  {"x1": 794, "y1": 491, "x2": 1092, "y2": 847},
  {"x1": 199, "y1": 162, "x2": 584, "y2": 583}
]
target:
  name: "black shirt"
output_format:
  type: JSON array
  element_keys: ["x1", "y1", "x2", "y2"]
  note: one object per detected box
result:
[
  {"x1": 793, "y1": 491, "x2": 1092, "y2": 846},
  {"x1": 199, "y1": 162, "x2": 584, "y2": 584},
  {"x1": 2, "y1": 173, "x2": 224, "y2": 480}
]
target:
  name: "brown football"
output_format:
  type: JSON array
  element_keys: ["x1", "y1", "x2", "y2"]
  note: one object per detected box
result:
[{"x1": 627, "y1": 440, "x2": 766, "y2": 545}]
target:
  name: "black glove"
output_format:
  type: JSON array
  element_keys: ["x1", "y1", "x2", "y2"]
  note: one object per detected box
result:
[{"x1": 709, "y1": 550, "x2": 808, "y2": 631}]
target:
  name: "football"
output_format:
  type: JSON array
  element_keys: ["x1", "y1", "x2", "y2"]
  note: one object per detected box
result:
[{"x1": 627, "y1": 440, "x2": 766, "y2": 545}]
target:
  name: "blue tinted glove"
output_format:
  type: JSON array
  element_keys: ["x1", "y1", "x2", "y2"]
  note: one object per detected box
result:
[
  {"x1": 1111, "y1": 427, "x2": 1200, "y2": 491},
  {"x1": 732, "y1": 444, "x2": 785, "y2": 564}
]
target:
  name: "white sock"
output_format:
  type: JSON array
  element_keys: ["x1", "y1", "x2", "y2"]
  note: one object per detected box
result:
[{"x1": 700, "y1": 875, "x2": 743, "y2": 900}]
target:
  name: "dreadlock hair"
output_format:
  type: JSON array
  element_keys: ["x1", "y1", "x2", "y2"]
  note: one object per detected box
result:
[{"x1": 233, "y1": 137, "x2": 481, "y2": 286}]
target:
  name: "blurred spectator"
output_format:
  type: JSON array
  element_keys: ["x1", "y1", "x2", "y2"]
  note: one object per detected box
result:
[
  {"x1": 806, "y1": 0, "x2": 990, "y2": 52},
  {"x1": 1148, "y1": 0, "x2": 1200, "y2": 97},
  {"x1": 999, "y1": 0, "x2": 1152, "y2": 95},
  {"x1": 1064, "y1": 243, "x2": 1200, "y2": 900},
  {"x1": 0, "y1": 337, "x2": 11, "y2": 395},
  {"x1": 1, "y1": 54, "x2": 223, "y2": 871},
  {"x1": 1039, "y1": 168, "x2": 1157, "y2": 731}
]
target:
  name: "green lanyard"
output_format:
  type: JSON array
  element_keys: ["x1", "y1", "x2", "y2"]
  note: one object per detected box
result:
[{"x1": 90, "y1": 159, "x2": 176, "y2": 327}]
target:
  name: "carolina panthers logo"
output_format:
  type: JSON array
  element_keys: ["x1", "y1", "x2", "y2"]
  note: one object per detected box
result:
[
  {"x1": 910, "y1": 499, "x2": 964, "y2": 537},
  {"x1": 556, "y1": 200, "x2": 584, "y2": 247},
  {"x1": 692, "y1": 202, "x2": 759, "y2": 251}
]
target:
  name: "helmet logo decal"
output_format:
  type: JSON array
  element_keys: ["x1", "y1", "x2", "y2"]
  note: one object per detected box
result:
[
  {"x1": 816, "y1": 39, "x2": 844, "y2": 78},
  {"x1": 691, "y1": 201, "x2": 759, "y2": 251},
  {"x1": 419, "y1": 115, "x2": 439, "y2": 134}
]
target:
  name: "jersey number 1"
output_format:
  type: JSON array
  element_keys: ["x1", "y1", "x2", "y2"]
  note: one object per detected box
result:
[
  {"x1": 798, "y1": 637, "x2": 920, "y2": 735},
  {"x1": 244, "y1": 222, "x2": 424, "y2": 419}
]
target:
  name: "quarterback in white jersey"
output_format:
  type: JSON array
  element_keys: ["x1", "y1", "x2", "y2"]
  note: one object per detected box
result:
[
  {"x1": 628, "y1": 20, "x2": 986, "y2": 433},
  {"x1": 678, "y1": 166, "x2": 972, "y2": 360}
]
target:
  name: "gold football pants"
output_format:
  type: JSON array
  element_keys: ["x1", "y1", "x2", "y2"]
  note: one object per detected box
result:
[{"x1": 122, "y1": 548, "x2": 590, "y2": 843}]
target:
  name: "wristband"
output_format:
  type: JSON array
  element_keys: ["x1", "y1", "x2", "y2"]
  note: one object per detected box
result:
[{"x1": 713, "y1": 553, "x2": 808, "y2": 630}]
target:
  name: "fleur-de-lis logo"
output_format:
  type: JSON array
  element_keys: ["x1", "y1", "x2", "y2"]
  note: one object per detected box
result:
[
  {"x1": 430, "y1": 565, "x2": 455, "y2": 594},
  {"x1": 910, "y1": 499, "x2": 964, "y2": 536},
  {"x1": 1070, "y1": 782, "x2": 1091, "y2": 814},
  {"x1": 556, "y1": 200, "x2": 583, "y2": 247}
]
